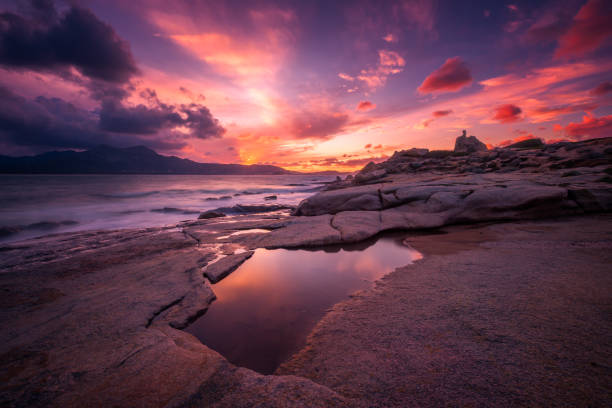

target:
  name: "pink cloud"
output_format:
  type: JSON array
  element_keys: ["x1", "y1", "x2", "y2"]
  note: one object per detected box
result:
[
  {"x1": 418, "y1": 57, "x2": 472, "y2": 94},
  {"x1": 419, "y1": 109, "x2": 453, "y2": 128},
  {"x1": 382, "y1": 33, "x2": 397, "y2": 43},
  {"x1": 357, "y1": 50, "x2": 405, "y2": 90},
  {"x1": 357, "y1": 101, "x2": 376, "y2": 111},
  {"x1": 492, "y1": 104, "x2": 522, "y2": 123},
  {"x1": 564, "y1": 113, "x2": 612, "y2": 139},
  {"x1": 432, "y1": 109, "x2": 453, "y2": 118},
  {"x1": 379, "y1": 50, "x2": 405, "y2": 67},
  {"x1": 555, "y1": 0, "x2": 612, "y2": 58},
  {"x1": 338, "y1": 72, "x2": 354, "y2": 81}
]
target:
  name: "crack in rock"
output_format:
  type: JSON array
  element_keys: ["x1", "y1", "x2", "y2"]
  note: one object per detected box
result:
[{"x1": 146, "y1": 296, "x2": 186, "y2": 328}]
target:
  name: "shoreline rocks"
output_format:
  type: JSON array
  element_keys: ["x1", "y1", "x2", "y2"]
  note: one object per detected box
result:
[{"x1": 1, "y1": 136, "x2": 611, "y2": 407}]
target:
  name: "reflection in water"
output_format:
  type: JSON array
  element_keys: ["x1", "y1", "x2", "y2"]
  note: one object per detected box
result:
[{"x1": 185, "y1": 233, "x2": 422, "y2": 374}]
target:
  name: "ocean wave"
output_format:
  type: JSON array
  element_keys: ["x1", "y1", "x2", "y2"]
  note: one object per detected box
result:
[
  {"x1": 0, "y1": 220, "x2": 79, "y2": 237},
  {"x1": 150, "y1": 207, "x2": 200, "y2": 215},
  {"x1": 94, "y1": 191, "x2": 160, "y2": 199},
  {"x1": 204, "y1": 195, "x2": 233, "y2": 201}
]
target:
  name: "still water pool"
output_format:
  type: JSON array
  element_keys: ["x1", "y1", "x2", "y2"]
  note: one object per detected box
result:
[{"x1": 185, "y1": 233, "x2": 422, "y2": 374}]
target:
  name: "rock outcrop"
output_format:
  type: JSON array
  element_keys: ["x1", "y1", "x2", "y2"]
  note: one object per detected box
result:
[
  {"x1": 454, "y1": 130, "x2": 488, "y2": 153},
  {"x1": 328, "y1": 136, "x2": 612, "y2": 189}
]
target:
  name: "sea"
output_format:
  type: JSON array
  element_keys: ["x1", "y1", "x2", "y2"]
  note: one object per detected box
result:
[{"x1": 0, "y1": 174, "x2": 338, "y2": 243}]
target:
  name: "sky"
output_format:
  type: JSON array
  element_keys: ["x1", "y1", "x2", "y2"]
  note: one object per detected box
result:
[{"x1": 0, "y1": 0, "x2": 611, "y2": 172}]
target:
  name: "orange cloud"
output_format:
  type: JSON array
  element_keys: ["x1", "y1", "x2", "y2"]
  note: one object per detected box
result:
[
  {"x1": 492, "y1": 104, "x2": 522, "y2": 123},
  {"x1": 418, "y1": 57, "x2": 472, "y2": 94},
  {"x1": 555, "y1": 0, "x2": 612, "y2": 58},
  {"x1": 357, "y1": 101, "x2": 376, "y2": 111}
]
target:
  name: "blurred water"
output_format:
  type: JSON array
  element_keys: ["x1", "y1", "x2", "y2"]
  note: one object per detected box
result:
[{"x1": 0, "y1": 174, "x2": 336, "y2": 243}]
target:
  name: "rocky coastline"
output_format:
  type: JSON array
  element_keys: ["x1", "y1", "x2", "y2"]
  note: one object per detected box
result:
[{"x1": 1, "y1": 135, "x2": 611, "y2": 407}]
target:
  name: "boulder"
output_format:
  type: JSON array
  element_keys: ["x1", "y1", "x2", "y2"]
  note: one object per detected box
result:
[
  {"x1": 354, "y1": 169, "x2": 387, "y2": 184},
  {"x1": 198, "y1": 211, "x2": 226, "y2": 219}
]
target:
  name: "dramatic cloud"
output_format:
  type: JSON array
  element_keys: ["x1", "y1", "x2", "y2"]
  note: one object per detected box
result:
[
  {"x1": 0, "y1": 86, "x2": 183, "y2": 153},
  {"x1": 100, "y1": 92, "x2": 225, "y2": 139},
  {"x1": 555, "y1": 0, "x2": 612, "y2": 58},
  {"x1": 418, "y1": 57, "x2": 472, "y2": 94},
  {"x1": 357, "y1": 101, "x2": 376, "y2": 111},
  {"x1": 591, "y1": 81, "x2": 612, "y2": 96},
  {"x1": 563, "y1": 113, "x2": 612, "y2": 139},
  {"x1": 492, "y1": 104, "x2": 522, "y2": 123},
  {"x1": 0, "y1": 1, "x2": 138, "y2": 83},
  {"x1": 0, "y1": 84, "x2": 224, "y2": 154}
]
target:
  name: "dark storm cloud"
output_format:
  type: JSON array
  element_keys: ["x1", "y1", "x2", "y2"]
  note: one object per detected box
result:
[
  {"x1": 0, "y1": 0, "x2": 138, "y2": 82},
  {"x1": 99, "y1": 91, "x2": 226, "y2": 139},
  {"x1": 0, "y1": 2, "x2": 226, "y2": 154},
  {"x1": 0, "y1": 85, "x2": 100, "y2": 149},
  {"x1": 0, "y1": 86, "x2": 188, "y2": 153}
]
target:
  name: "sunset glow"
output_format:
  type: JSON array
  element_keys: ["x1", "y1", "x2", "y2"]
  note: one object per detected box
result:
[{"x1": 1, "y1": 0, "x2": 611, "y2": 172}]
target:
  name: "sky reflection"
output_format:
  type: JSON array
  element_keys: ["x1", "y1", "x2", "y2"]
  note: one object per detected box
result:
[{"x1": 186, "y1": 234, "x2": 422, "y2": 374}]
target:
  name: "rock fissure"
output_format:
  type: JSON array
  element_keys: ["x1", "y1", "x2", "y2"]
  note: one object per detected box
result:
[
  {"x1": 145, "y1": 295, "x2": 186, "y2": 328},
  {"x1": 182, "y1": 229, "x2": 201, "y2": 246},
  {"x1": 115, "y1": 345, "x2": 150, "y2": 368},
  {"x1": 329, "y1": 215, "x2": 344, "y2": 240}
]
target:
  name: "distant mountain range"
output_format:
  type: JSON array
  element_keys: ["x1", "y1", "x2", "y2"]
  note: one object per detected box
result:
[{"x1": 0, "y1": 145, "x2": 323, "y2": 175}]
